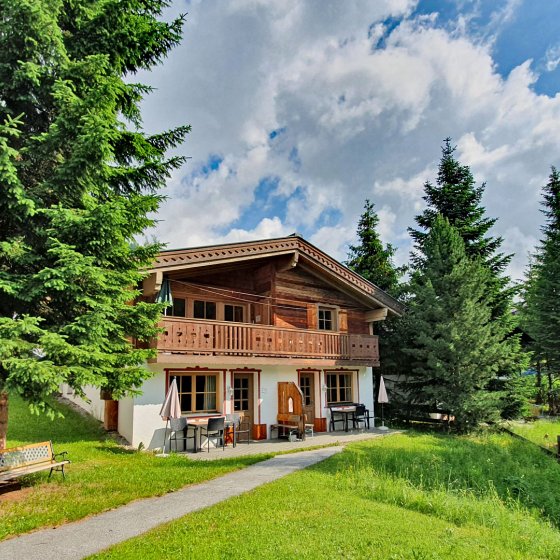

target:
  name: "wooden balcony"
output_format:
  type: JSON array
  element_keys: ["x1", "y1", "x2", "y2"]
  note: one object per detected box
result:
[{"x1": 155, "y1": 318, "x2": 379, "y2": 365}]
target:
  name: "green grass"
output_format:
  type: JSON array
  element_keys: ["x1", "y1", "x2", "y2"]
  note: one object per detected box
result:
[
  {"x1": 90, "y1": 432, "x2": 560, "y2": 560},
  {"x1": 0, "y1": 395, "x2": 271, "y2": 540},
  {"x1": 508, "y1": 418, "x2": 560, "y2": 452}
]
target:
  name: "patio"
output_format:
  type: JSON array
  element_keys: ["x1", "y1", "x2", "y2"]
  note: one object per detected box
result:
[{"x1": 169, "y1": 427, "x2": 398, "y2": 461}]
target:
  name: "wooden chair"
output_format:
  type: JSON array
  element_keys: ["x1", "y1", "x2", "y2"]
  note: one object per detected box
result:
[{"x1": 234, "y1": 416, "x2": 251, "y2": 446}]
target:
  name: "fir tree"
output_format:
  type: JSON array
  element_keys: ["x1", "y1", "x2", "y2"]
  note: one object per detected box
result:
[
  {"x1": 521, "y1": 167, "x2": 560, "y2": 413},
  {"x1": 0, "y1": 0, "x2": 190, "y2": 446},
  {"x1": 410, "y1": 138, "x2": 508, "y2": 273},
  {"x1": 403, "y1": 216, "x2": 515, "y2": 431},
  {"x1": 346, "y1": 199, "x2": 403, "y2": 294}
]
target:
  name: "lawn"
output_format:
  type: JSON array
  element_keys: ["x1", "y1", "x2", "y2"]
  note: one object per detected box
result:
[
  {"x1": 507, "y1": 417, "x2": 560, "y2": 453},
  {"x1": 0, "y1": 395, "x2": 271, "y2": 540},
  {"x1": 90, "y1": 431, "x2": 560, "y2": 560}
]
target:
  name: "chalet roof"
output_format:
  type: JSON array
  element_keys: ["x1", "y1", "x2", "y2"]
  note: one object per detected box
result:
[{"x1": 149, "y1": 234, "x2": 404, "y2": 316}]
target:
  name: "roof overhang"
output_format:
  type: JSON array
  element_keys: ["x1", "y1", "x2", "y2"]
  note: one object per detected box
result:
[{"x1": 145, "y1": 235, "x2": 404, "y2": 317}]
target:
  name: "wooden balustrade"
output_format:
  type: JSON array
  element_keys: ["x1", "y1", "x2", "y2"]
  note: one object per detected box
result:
[{"x1": 156, "y1": 318, "x2": 379, "y2": 362}]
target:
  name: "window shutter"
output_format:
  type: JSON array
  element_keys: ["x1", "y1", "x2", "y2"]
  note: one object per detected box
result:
[{"x1": 307, "y1": 304, "x2": 318, "y2": 329}]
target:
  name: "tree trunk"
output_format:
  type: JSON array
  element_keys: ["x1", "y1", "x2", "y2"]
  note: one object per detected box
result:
[{"x1": 0, "y1": 391, "x2": 8, "y2": 449}]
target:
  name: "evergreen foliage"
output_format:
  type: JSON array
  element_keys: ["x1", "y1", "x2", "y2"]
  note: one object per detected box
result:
[
  {"x1": 0, "y1": 0, "x2": 189, "y2": 442},
  {"x1": 521, "y1": 168, "x2": 560, "y2": 413},
  {"x1": 346, "y1": 199, "x2": 404, "y2": 294},
  {"x1": 402, "y1": 216, "x2": 516, "y2": 431}
]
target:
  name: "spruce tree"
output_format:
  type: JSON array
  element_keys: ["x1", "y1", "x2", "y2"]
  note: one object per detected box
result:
[
  {"x1": 0, "y1": 0, "x2": 189, "y2": 446},
  {"x1": 403, "y1": 216, "x2": 513, "y2": 431},
  {"x1": 346, "y1": 199, "x2": 404, "y2": 294},
  {"x1": 521, "y1": 168, "x2": 560, "y2": 413}
]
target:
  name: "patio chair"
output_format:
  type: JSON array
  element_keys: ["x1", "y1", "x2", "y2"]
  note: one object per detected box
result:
[
  {"x1": 234, "y1": 416, "x2": 251, "y2": 446},
  {"x1": 352, "y1": 404, "x2": 371, "y2": 430},
  {"x1": 200, "y1": 416, "x2": 226, "y2": 452},
  {"x1": 168, "y1": 417, "x2": 197, "y2": 452}
]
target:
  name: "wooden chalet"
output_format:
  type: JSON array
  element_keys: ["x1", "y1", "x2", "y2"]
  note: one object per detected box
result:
[{"x1": 69, "y1": 235, "x2": 403, "y2": 450}]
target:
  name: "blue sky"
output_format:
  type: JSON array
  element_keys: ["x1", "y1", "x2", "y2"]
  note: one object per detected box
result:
[{"x1": 140, "y1": 0, "x2": 560, "y2": 281}]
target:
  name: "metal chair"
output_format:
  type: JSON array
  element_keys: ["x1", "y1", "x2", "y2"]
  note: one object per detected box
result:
[
  {"x1": 352, "y1": 404, "x2": 371, "y2": 430},
  {"x1": 168, "y1": 417, "x2": 197, "y2": 452},
  {"x1": 200, "y1": 416, "x2": 225, "y2": 452}
]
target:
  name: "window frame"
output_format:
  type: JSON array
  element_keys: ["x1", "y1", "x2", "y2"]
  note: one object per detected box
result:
[
  {"x1": 318, "y1": 306, "x2": 338, "y2": 331},
  {"x1": 172, "y1": 371, "x2": 220, "y2": 414},
  {"x1": 325, "y1": 371, "x2": 354, "y2": 404}
]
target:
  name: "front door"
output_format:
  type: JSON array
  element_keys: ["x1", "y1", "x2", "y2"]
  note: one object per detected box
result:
[
  {"x1": 233, "y1": 372, "x2": 254, "y2": 427},
  {"x1": 299, "y1": 372, "x2": 315, "y2": 424}
]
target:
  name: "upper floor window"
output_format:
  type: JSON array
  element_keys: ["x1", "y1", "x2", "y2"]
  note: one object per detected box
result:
[
  {"x1": 193, "y1": 300, "x2": 217, "y2": 320},
  {"x1": 169, "y1": 297, "x2": 186, "y2": 317},
  {"x1": 224, "y1": 304, "x2": 244, "y2": 322},
  {"x1": 318, "y1": 307, "x2": 336, "y2": 331}
]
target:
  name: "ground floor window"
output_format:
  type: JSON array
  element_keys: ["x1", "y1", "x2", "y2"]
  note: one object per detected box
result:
[
  {"x1": 326, "y1": 371, "x2": 353, "y2": 404},
  {"x1": 175, "y1": 372, "x2": 218, "y2": 413}
]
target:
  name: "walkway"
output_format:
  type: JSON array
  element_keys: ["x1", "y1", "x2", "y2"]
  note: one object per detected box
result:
[
  {"x1": 186, "y1": 426, "x2": 395, "y2": 460},
  {"x1": 0, "y1": 447, "x2": 343, "y2": 560}
]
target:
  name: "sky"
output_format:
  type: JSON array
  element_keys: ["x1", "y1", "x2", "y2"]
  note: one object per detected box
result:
[{"x1": 138, "y1": 0, "x2": 560, "y2": 283}]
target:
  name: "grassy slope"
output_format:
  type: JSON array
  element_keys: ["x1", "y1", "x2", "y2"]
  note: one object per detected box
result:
[
  {"x1": 0, "y1": 395, "x2": 270, "y2": 540},
  {"x1": 90, "y1": 432, "x2": 560, "y2": 560},
  {"x1": 508, "y1": 418, "x2": 560, "y2": 452}
]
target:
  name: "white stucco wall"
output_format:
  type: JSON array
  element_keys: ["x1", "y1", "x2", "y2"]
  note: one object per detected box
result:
[
  {"x1": 61, "y1": 383, "x2": 105, "y2": 423},
  {"x1": 126, "y1": 362, "x2": 376, "y2": 449}
]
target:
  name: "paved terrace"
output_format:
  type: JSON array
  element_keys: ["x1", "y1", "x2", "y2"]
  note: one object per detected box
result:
[{"x1": 169, "y1": 426, "x2": 397, "y2": 460}]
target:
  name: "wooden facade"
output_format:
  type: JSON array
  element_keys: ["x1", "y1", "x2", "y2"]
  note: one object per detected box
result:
[{"x1": 143, "y1": 235, "x2": 403, "y2": 367}]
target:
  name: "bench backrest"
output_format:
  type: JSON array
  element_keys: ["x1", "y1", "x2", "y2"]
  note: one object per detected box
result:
[{"x1": 0, "y1": 441, "x2": 53, "y2": 472}]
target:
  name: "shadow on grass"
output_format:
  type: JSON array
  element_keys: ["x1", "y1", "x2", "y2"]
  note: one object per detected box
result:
[{"x1": 313, "y1": 430, "x2": 560, "y2": 528}]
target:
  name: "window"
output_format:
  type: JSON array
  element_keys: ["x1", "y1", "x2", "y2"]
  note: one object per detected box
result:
[
  {"x1": 193, "y1": 300, "x2": 216, "y2": 320},
  {"x1": 169, "y1": 297, "x2": 186, "y2": 317},
  {"x1": 175, "y1": 373, "x2": 217, "y2": 413},
  {"x1": 224, "y1": 304, "x2": 244, "y2": 322},
  {"x1": 326, "y1": 372, "x2": 352, "y2": 404},
  {"x1": 318, "y1": 307, "x2": 336, "y2": 330},
  {"x1": 300, "y1": 375, "x2": 312, "y2": 406}
]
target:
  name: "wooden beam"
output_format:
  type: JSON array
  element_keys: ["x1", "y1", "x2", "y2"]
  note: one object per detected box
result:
[
  {"x1": 142, "y1": 271, "x2": 163, "y2": 297},
  {"x1": 365, "y1": 308, "x2": 388, "y2": 322}
]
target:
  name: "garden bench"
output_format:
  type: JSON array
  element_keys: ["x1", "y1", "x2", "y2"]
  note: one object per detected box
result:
[
  {"x1": 270, "y1": 413, "x2": 308, "y2": 440},
  {"x1": 403, "y1": 405, "x2": 454, "y2": 429},
  {"x1": 0, "y1": 441, "x2": 70, "y2": 482}
]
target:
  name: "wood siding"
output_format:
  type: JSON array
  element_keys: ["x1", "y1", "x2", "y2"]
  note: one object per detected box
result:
[{"x1": 157, "y1": 318, "x2": 379, "y2": 364}]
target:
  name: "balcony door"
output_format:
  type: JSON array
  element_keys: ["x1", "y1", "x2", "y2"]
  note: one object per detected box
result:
[
  {"x1": 299, "y1": 371, "x2": 315, "y2": 423},
  {"x1": 233, "y1": 372, "x2": 254, "y2": 427}
]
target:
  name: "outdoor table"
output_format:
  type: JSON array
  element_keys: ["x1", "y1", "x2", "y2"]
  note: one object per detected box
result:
[
  {"x1": 329, "y1": 405, "x2": 357, "y2": 432},
  {"x1": 187, "y1": 416, "x2": 235, "y2": 452}
]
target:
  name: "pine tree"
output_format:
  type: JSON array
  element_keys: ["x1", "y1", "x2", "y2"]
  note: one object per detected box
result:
[
  {"x1": 410, "y1": 138, "x2": 508, "y2": 273},
  {"x1": 521, "y1": 168, "x2": 560, "y2": 413},
  {"x1": 346, "y1": 200, "x2": 404, "y2": 294},
  {"x1": 0, "y1": 0, "x2": 190, "y2": 446},
  {"x1": 403, "y1": 216, "x2": 514, "y2": 431}
]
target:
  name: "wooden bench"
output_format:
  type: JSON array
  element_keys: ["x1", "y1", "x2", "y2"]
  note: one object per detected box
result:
[
  {"x1": 270, "y1": 414, "x2": 309, "y2": 440},
  {"x1": 0, "y1": 441, "x2": 70, "y2": 482},
  {"x1": 402, "y1": 405, "x2": 454, "y2": 429}
]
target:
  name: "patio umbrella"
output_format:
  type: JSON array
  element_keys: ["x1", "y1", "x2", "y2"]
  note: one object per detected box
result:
[
  {"x1": 378, "y1": 376, "x2": 389, "y2": 431},
  {"x1": 156, "y1": 278, "x2": 173, "y2": 315},
  {"x1": 160, "y1": 377, "x2": 181, "y2": 452}
]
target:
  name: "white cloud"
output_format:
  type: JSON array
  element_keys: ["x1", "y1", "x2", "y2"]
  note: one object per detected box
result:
[{"x1": 139, "y1": 0, "x2": 560, "y2": 282}]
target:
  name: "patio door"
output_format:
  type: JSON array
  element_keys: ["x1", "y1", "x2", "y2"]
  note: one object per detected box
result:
[
  {"x1": 233, "y1": 372, "x2": 254, "y2": 427},
  {"x1": 299, "y1": 372, "x2": 315, "y2": 424}
]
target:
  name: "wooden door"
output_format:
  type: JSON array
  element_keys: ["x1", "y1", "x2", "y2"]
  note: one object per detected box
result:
[
  {"x1": 299, "y1": 372, "x2": 315, "y2": 423},
  {"x1": 233, "y1": 372, "x2": 254, "y2": 426}
]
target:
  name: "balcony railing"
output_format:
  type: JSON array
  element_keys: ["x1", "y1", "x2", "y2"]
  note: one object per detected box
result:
[{"x1": 156, "y1": 318, "x2": 379, "y2": 363}]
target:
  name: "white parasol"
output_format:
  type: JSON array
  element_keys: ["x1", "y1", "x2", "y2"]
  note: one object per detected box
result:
[
  {"x1": 160, "y1": 377, "x2": 181, "y2": 452},
  {"x1": 378, "y1": 376, "x2": 389, "y2": 431}
]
